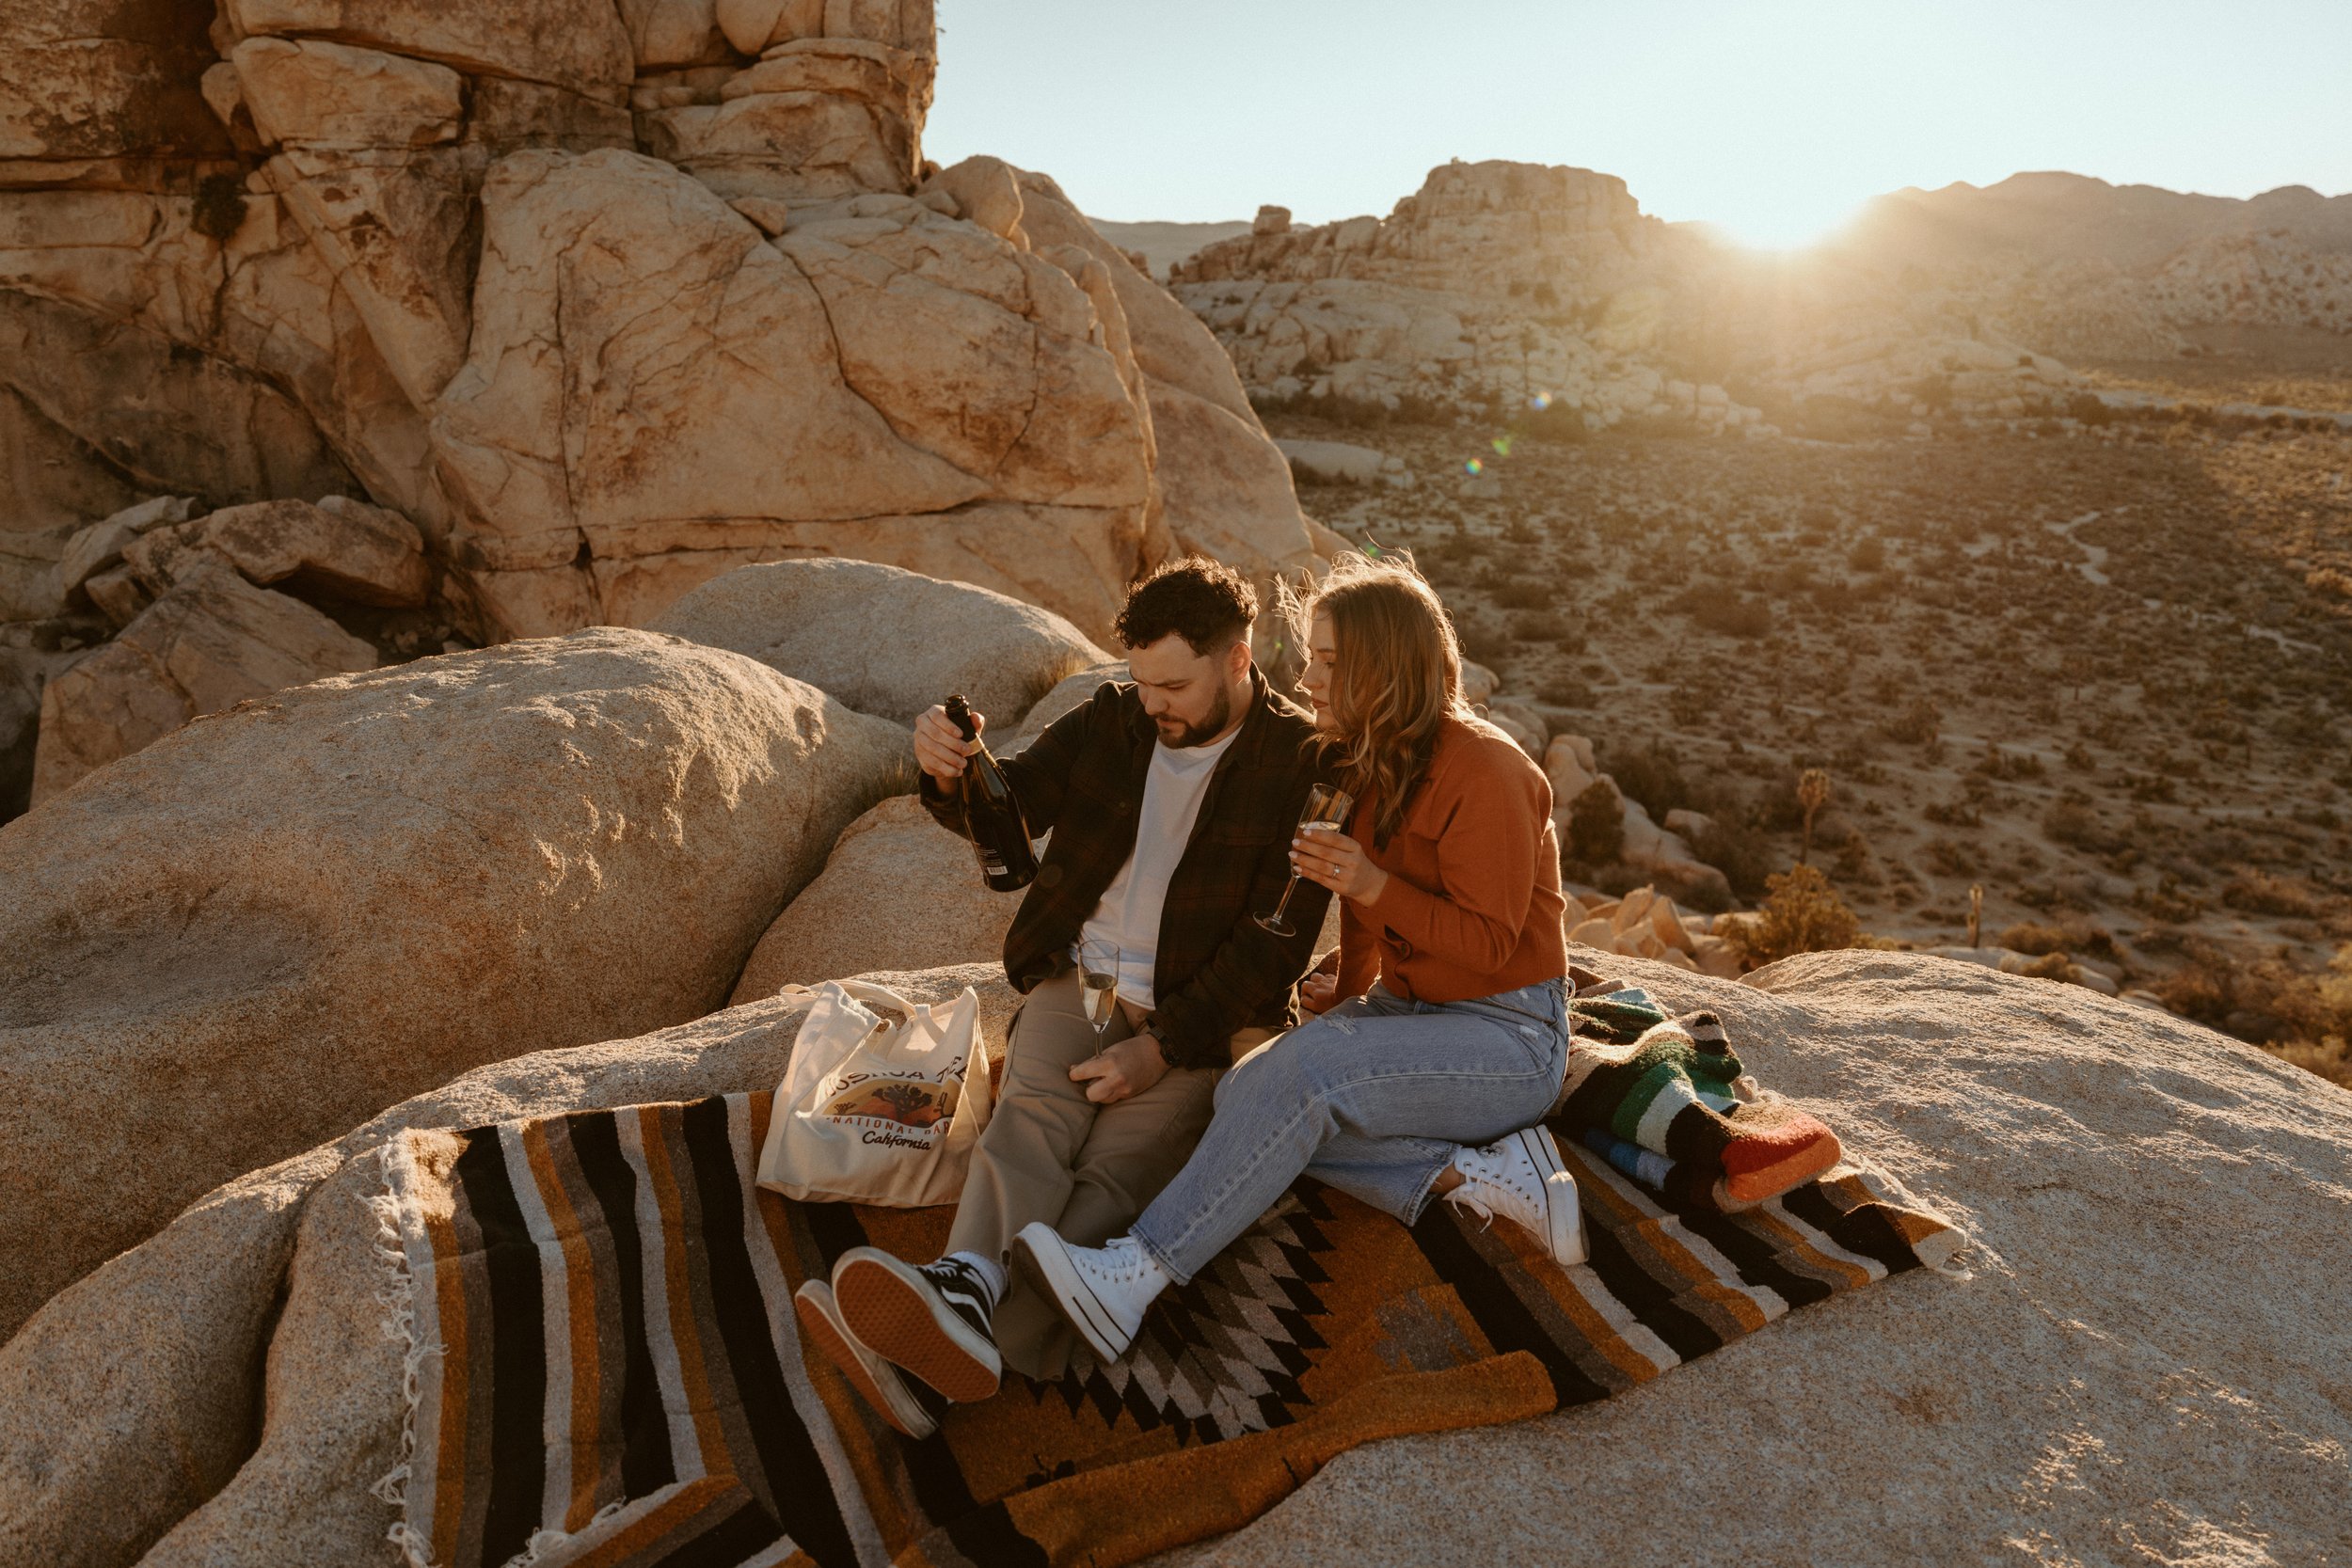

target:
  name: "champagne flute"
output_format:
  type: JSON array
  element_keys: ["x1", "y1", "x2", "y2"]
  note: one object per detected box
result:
[
  {"x1": 1077, "y1": 938, "x2": 1122, "y2": 1052},
  {"x1": 1255, "y1": 784, "x2": 1357, "y2": 937}
]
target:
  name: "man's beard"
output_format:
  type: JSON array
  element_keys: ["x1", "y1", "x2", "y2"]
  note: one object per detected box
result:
[{"x1": 1158, "y1": 682, "x2": 1235, "y2": 749}]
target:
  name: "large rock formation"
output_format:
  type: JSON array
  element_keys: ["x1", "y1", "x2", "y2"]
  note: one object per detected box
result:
[
  {"x1": 0, "y1": 626, "x2": 909, "y2": 1336},
  {"x1": 730, "y1": 794, "x2": 1016, "y2": 1000},
  {"x1": 0, "y1": 963, "x2": 1016, "y2": 1568},
  {"x1": 30, "y1": 562, "x2": 373, "y2": 798},
  {"x1": 23, "y1": 492, "x2": 439, "y2": 802},
  {"x1": 1170, "y1": 159, "x2": 2081, "y2": 431},
  {"x1": 0, "y1": 0, "x2": 1315, "y2": 816},
  {"x1": 649, "y1": 556, "x2": 1109, "y2": 724},
  {"x1": 6, "y1": 949, "x2": 2346, "y2": 1566},
  {"x1": 1180, "y1": 950, "x2": 2352, "y2": 1567},
  {"x1": 1172, "y1": 161, "x2": 1762, "y2": 428}
]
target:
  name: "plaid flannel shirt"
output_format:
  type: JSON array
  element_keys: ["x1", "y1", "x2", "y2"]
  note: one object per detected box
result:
[{"x1": 921, "y1": 667, "x2": 1333, "y2": 1071}]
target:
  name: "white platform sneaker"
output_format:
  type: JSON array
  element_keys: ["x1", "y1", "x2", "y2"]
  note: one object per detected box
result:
[
  {"x1": 1443, "y1": 1126, "x2": 1587, "y2": 1266},
  {"x1": 1009, "y1": 1223, "x2": 1169, "y2": 1363}
]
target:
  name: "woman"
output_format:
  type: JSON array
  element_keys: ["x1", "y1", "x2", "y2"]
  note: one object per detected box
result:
[{"x1": 1011, "y1": 551, "x2": 1580, "y2": 1364}]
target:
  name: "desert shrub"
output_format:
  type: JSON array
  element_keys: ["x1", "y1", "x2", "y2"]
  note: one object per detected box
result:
[
  {"x1": 2131, "y1": 875, "x2": 2207, "y2": 923},
  {"x1": 2221, "y1": 869, "x2": 2324, "y2": 918},
  {"x1": 1923, "y1": 794, "x2": 1984, "y2": 829},
  {"x1": 1591, "y1": 860, "x2": 1648, "y2": 896},
  {"x1": 1669, "y1": 587, "x2": 1773, "y2": 640},
  {"x1": 2153, "y1": 942, "x2": 2352, "y2": 1086},
  {"x1": 1999, "y1": 919, "x2": 2118, "y2": 961},
  {"x1": 1254, "y1": 389, "x2": 1457, "y2": 429},
  {"x1": 1974, "y1": 743, "x2": 2045, "y2": 781},
  {"x1": 1725, "y1": 863, "x2": 1861, "y2": 967},
  {"x1": 1507, "y1": 610, "x2": 1578, "y2": 644},
  {"x1": 1565, "y1": 779, "x2": 1624, "y2": 865},
  {"x1": 2065, "y1": 391, "x2": 2119, "y2": 426},
  {"x1": 1881, "y1": 697, "x2": 1941, "y2": 746},
  {"x1": 2017, "y1": 951, "x2": 2079, "y2": 982},
  {"x1": 1454, "y1": 614, "x2": 1510, "y2": 665},
  {"x1": 2042, "y1": 794, "x2": 2125, "y2": 854},
  {"x1": 1692, "y1": 816, "x2": 1772, "y2": 901},
  {"x1": 1922, "y1": 837, "x2": 1974, "y2": 877},
  {"x1": 2271, "y1": 1033, "x2": 2352, "y2": 1091},
  {"x1": 2011, "y1": 879, "x2": 2091, "y2": 913},
  {"x1": 1537, "y1": 675, "x2": 1596, "y2": 707},
  {"x1": 1489, "y1": 578, "x2": 1552, "y2": 610},
  {"x1": 1606, "y1": 740, "x2": 1694, "y2": 820},
  {"x1": 1521, "y1": 403, "x2": 1591, "y2": 445}
]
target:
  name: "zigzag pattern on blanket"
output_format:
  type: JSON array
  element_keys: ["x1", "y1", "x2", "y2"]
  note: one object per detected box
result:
[{"x1": 1557, "y1": 1007, "x2": 1842, "y2": 1212}]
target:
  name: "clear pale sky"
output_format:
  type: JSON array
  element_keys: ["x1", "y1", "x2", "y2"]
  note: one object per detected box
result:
[{"x1": 924, "y1": 0, "x2": 2352, "y2": 248}]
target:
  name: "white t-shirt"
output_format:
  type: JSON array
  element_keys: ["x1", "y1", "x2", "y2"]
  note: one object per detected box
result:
[{"x1": 1076, "y1": 722, "x2": 1243, "y2": 1009}]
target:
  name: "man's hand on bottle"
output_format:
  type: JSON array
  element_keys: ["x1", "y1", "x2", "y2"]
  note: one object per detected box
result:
[
  {"x1": 1069, "y1": 1033, "x2": 1169, "y2": 1105},
  {"x1": 914, "y1": 703, "x2": 981, "y2": 784}
]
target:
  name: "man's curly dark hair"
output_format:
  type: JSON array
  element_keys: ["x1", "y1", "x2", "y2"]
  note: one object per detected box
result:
[{"x1": 1115, "y1": 557, "x2": 1257, "y2": 656}]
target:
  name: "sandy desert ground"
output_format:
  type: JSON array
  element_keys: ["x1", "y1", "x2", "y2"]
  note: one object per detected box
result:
[{"x1": 1273, "y1": 348, "x2": 2352, "y2": 1085}]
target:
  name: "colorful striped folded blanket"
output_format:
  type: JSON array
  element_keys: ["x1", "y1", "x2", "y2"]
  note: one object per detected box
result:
[
  {"x1": 374, "y1": 989, "x2": 1963, "y2": 1568},
  {"x1": 1557, "y1": 977, "x2": 1849, "y2": 1212}
]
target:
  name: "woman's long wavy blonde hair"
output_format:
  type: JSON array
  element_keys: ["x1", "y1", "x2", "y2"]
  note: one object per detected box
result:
[{"x1": 1298, "y1": 550, "x2": 1466, "y2": 847}]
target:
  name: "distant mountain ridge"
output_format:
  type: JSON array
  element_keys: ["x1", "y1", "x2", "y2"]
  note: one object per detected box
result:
[{"x1": 1839, "y1": 170, "x2": 2352, "y2": 270}]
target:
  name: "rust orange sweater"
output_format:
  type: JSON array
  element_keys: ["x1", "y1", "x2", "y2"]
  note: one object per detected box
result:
[{"x1": 1332, "y1": 714, "x2": 1568, "y2": 1005}]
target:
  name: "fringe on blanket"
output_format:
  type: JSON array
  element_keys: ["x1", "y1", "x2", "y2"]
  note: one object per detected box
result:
[{"x1": 368, "y1": 1137, "x2": 444, "y2": 1568}]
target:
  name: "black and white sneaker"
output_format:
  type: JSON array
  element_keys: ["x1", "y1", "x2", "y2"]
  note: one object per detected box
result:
[
  {"x1": 793, "y1": 1278, "x2": 946, "y2": 1439},
  {"x1": 832, "y1": 1248, "x2": 1003, "y2": 1402}
]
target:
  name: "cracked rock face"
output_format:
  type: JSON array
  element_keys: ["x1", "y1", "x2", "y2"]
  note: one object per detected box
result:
[
  {"x1": 18, "y1": 492, "x2": 441, "y2": 802},
  {"x1": 0, "y1": 0, "x2": 1313, "y2": 666}
]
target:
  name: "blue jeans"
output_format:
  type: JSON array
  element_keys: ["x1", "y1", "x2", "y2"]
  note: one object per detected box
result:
[{"x1": 1129, "y1": 979, "x2": 1570, "y2": 1284}]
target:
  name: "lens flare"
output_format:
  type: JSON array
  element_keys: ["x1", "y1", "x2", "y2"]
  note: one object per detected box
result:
[
  {"x1": 1490, "y1": 436, "x2": 1514, "y2": 457},
  {"x1": 1464, "y1": 457, "x2": 1484, "y2": 476},
  {"x1": 1531, "y1": 391, "x2": 1553, "y2": 411}
]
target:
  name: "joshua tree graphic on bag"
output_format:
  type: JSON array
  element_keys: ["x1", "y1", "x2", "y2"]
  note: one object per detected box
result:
[{"x1": 823, "y1": 1077, "x2": 949, "y2": 1129}]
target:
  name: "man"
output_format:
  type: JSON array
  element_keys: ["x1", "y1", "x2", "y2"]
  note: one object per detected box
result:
[{"x1": 793, "y1": 558, "x2": 1331, "y2": 1436}]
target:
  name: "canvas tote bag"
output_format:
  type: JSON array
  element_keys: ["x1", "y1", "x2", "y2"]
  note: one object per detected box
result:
[{"x1": 755, "y1": 979, "x2": 993, "y2": 1207}]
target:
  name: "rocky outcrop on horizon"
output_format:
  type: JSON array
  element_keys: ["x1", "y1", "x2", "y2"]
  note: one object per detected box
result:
[
  {"x1": 1170, "y1": 163, "x2": 1773, "y2": 431},
  {"x1": 1843, "y1": 170, "x2": 2352, "y2": 270},
  {"x1": 1167, "y1": 160, "x2": 2352, "y2": 433},
  {"x1": 1170, "y1": 160, "x2": 2077, "y2": 433}
]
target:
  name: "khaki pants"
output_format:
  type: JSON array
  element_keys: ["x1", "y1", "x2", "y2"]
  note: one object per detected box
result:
[{"x1": 947, "y1": 968, "x2": 1267, "y2": 1378}]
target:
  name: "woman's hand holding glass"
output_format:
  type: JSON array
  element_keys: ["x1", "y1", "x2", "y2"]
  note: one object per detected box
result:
[{"x1": 1290, "y1": 823, "x2": 1390, "y2": 905}]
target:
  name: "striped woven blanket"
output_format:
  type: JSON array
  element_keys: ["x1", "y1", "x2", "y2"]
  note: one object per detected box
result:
[{"x1": 377, "y1": 1006, "x2": 1963, "y2": 1568}]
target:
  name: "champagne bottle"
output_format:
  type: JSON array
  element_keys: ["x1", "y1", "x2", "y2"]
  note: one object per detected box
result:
[{"x1": 945, "y1": 694, "x2": 1038, "y2": 892}]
